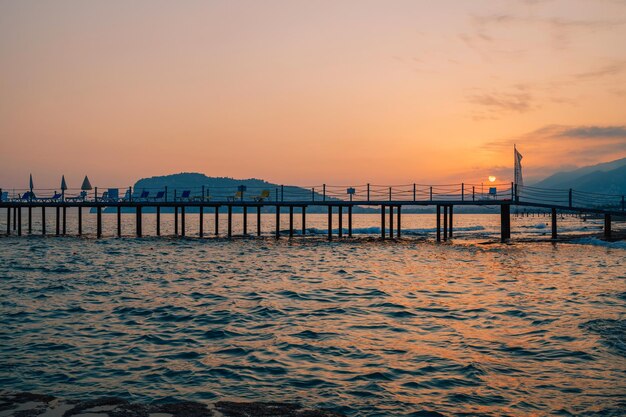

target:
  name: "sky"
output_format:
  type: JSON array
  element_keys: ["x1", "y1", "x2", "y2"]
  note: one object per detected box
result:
[{"x1": 1, "y1": 0, "x2": 625, "y2": 190}]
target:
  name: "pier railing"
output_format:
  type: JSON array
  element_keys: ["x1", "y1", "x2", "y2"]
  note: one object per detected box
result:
[{"x1": 1, "y1": 182, "x2": 624, "y2": 212}]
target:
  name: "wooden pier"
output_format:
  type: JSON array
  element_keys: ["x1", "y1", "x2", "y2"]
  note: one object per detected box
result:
[{"x1": 1, "y1": 183, "x2": 624, "y2": 242}]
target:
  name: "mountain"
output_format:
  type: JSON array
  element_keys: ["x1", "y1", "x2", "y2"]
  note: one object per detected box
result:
[{"x1": 532, "y1": 157, "x2": 626, "y2": 195}]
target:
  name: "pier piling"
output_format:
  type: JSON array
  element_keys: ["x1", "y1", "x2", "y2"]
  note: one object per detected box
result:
[
  {"x1": 6, "y1": 207, "x2": 10, "y2": 235},
  {"x1": 243, "y1": 206, "x2": 248, "y2": 236},
  {"x1": 348, "y1": 206, "x2": 353, "y2": 237},
  {"x1": 551, "y1": 208, "x2": 557, "y2": 240},
  {"x1": 96, "y1": 207, "x2": 102, "y2": 238},
  {"x1": 174, "y1": 207, "x2": 179, "y2": 236},
  {"x1": 199, "y1": 207, "x2": 204, "y2": 237},
  {"x1": 136, "y1": 206, "x2": 142, "y2": 237},
  {"x1": 42, "y1": 207, "x2": 46, "y2": 235},
  {"x1": 338, "y1": 206, "x2": 343, "y2": 238},
  {"x1": 55, "y1": 207, "x2": 60, "y2": 235},
  {"x1": 62, "y1": 207, "x2": 66, "y2": 235},
  {"x1": 181, "y1": 206, "x2": 186, "y2": 237},
  {"x1": 28, "y1": 206, "x2": 32, "y2": 234},
  {"x1": 389, "y1": 206, "x2": 394, "y2": 239},
  {"x1": 156, "y1": 206, "x2": 161, "y2": 236},
  {"x1": 257, "y1": 206, "x2": 261, "y2": 237},
  {"x1": 397, "y1": 206, "x2": 401, "y2": 238},
  {"x1": 275, "y1": 206, "x2": 280, "y2": 239},
  {"x1": 289, "y1": 206, "x2": 294, "y2": 238},
  {"x1": 17, "y1": 207, "x2": 21, "y2": 236},
  {"x1": 215, "y1": 206, "x2": 219, "y2": 236},
  {"x1": 501, "y1": 204, "x2": 511, "y2": 242},
  {"x1": 436, "y1": 205, "x2": 441, "y2": 242},
  {"x1": 117, "y1": 206, "x2": 122, "y2": 237},
  {"x1": 302, "y1": 206, "x2": 306, "y2": 236},
  {"x1": 604, "y1": 213, "x2": 612, "y2": 239},
  {"x1": 443, "y1": 206, "x2": 447, "y2": 242},
  {"x1": 227, "y1": 205, "x2": 232, "y2": 238},
  {"x1": 381, "y1": 205, "x2": 386, "y2": 240},
  {"x1": 448, "y1": 206, "x2": 453, "y2": 238},
  {"x1": 328, "y1": 206, "x2": 333, "y2": 241}
]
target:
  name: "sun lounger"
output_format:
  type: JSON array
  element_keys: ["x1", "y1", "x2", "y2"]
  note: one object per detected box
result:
[
  {"x1": 154, "y1": 191, "x2": 165, "y2": 201},
  {"x1": 177, "y1": 190, "x2": 191, "y2": 201},
  {"x1": 253, "y1": 190, "x2": 271, "y2": 202},
  {"x1": 65, "y1": 191, "x2": 87, "y2": 202},
  {"x1": 138, "y1": 190, "x2": 149, "y2": 200}
]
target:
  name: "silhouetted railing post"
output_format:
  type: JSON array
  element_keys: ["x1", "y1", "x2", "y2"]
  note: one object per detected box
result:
[
  {"x1": 281, "y1": 185, "x2": 284, "y2": 202},
  {"x1": 323, "y1": 184, "x2": 326, "y2": 201},
  {"x1": 568, "y1": 189, "x2": 573, "y2": 208},
  {"x1": 95, "y1": 187, "x2": 98, "y2": 202},
  {"x1": 430, "y1": 186, "x2": 433, "y2": 201},
  {"x1": 472, "y1": 186, "x2": 475, "y2": 201},
  {"x1": 388, "y1": 187, "x2": 392, "y2": 201},
  {"x1": 311, "y1": 188, "x2": 315, "y2": 201},
  {"x1": 129, "y1": 186, "x2": 132, "y2": 202},
  {"x1": 367, "y1": 184, "x2": 370, "y2": 201},
  {"x1": 461, "y1": 183, "x2": 464, "y2": 201},
  {"x1": 413, "y1": 184, "x2": 416, "y2": 201}
]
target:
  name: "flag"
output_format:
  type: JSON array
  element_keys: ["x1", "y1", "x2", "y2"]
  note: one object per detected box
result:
[{"x1": 514, "y1": 145, "x2": 523, "y2": 186}]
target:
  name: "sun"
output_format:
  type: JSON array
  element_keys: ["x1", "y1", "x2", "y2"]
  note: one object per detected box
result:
[{"x1": 488, "y1": 176, "x2": 496, "y2": 183}]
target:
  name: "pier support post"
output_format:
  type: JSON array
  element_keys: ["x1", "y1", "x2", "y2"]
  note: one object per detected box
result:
[
  {"x1": 117, "y1": 206, "x2": 122, "y2": 237},
  {"x1": 42, "y1": 207, "x2": 46, "y2": 235},
  {"x1": 389, "y1": 206, "x2": 394, "y2": 239},
  {"x1": 97, "y1": 206, "x2": 102, "y2": 238},
  {"x1": 436, "y1": 205, "x2": 441, "y2": 242},
  {"x1": 604, "y1": 213, "x2": 612, "y2": 240},
  {"x1": 227, "y1": 205, "x2": 232, "y2": 238},
  {"x1": 181, "y1": 206, "x2": 186, "y2": 237},
  {"x1": 442, "y1": 205, "x2": 447, "y2": 242},
  {"x1": 397, "y1": 206, "x2": 401, "y2": 238},
  {"x1": 328, "y1": 206, "x2": 333, "y2": 241},
  {"x1": 78, "y1": 207, "x2": 82, "y2": 236},
  {"x1": 17, "y1": 207, "x2": 21, "y2": 236},
  {"x1": 551, "y1": 208, "x2": 557, "y2": 240},
  {"x1": 348, "y1": 205, "x2": 352, "y2": 238},
  {"x1": 501, "y1": 204, "x2": 511, "y2": 242},
  {"x1": 136, "y1": 206, "x2": 142, "y2": 237},
  {"x1": 199, "y1": 207, "x2": 204, "y2": 237},
  {"x1": 302, "y1": 206, "x2": 306, "y2": 236},
  {"x1": 13, "y1": 207, "x2": 16, "y2": 230},
  {"x1": 215, "y1": 206, "x2": 219, "y2": 236},
  {"x1": 174, "y1": 206, "x2": 179, "y2": 236},
  {"x1": 257, "y1": 206, "x2": 261, "y2": 237},
  {"x1": 28, "y1": 206, "x2": 32, "y2": 234},
  {"x1": 62, "y1": 207, "x2": 66, "y2": 235},
  {"x1": 6, "y1": 207, "x2": 10, "y2": 235},
  {"x1": 156, "y1": 206, "x2": 161, "y2": 236},
  {"x1": 448, "y1": 205, "x2": 453, "y2": 239},
  {"x1": 55, "y1": 206, "x2": 60, "y2": 235},
  {"x1": 338, "y1": 206, "x2": 343, "y2": 238},
  {"x1": 289, "y1": 206, "x2": 294, "y2": 238},
  {"x1": 243, "y1": 206, "x2": 248, "y2": 236},
  {"x1": 381, "y1": 205, "x2": 386, "y2": 240},
  {"x1": 275, "y1": 206, "x2": 280, "y2": 239}
]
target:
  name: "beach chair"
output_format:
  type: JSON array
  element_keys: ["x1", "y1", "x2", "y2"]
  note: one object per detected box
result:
[
  {"x1": 66, "y1": 191, "x2": 87, "y2": 202},
  {"x1": 253, "y1": 190, "x2": 271, "y2": 202},
  {"x1": 154, "y1": 191, "x2": 165, "y2": 201},
  {"x1": 99, "y1": 191, "x2": 109, "y2": 201},
  {"x1": 227, "y1": 191, "x2": 243, "y2": 202},
  {"x1": 49, "y1": 192, "x2": 62, "y2": 201},
  {"x1": 178, "y1": 190, "x2": 191, "y2": 201},
  {"x1": 122, "y1": 189, "x2": 132, "y2": 201},
  {"x1": 20, "y1": 191, "x2": 35, "y2": 201},
  {"x1": 136, "y1": 190, "x2": 149, "y2": 200}
]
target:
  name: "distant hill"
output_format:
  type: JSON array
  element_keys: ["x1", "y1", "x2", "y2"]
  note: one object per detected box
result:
[
  {"x1": 532, "y1": 157, "x2": 626, "y2": 195},
  {"x1": 131, "y1": 172, "x2": 364, "y2": 213}
]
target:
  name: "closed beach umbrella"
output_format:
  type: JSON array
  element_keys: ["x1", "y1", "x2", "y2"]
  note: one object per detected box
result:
[
  {"x1": 61, "y1": 175, "x2": 67, "y2": 201},
  {"x1": 81, "y1": 176, "x2": 92, "y2": 191},
  {"x1": 29, "y1": 174, "x2": 34, "y2": 193}
]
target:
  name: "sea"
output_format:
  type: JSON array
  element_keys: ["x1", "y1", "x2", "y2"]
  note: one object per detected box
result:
[{"x1": 1, "y1": 212, "x2": 625, "y2": 416}]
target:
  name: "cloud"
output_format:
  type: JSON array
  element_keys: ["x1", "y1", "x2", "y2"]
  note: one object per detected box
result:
[
  {"x1": 481, "y1": 124, "x2": 626, "y2": 178},
  {"x1": 557, "y1": 126, "x2": 626, "y2": 138}
]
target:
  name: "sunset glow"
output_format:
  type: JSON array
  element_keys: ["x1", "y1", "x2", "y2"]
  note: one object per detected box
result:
[{"x1": 1, "y1": 1, "x2": 625, "y2": 188}]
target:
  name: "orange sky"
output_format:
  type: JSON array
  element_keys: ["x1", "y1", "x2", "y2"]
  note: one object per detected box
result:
[{"x1": 1, "y1": 0, "x2": 625, "y2": 190}]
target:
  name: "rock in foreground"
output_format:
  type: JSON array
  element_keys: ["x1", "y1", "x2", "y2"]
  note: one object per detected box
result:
[{"x1": 0, "y1": 392, "x2": 345, "y2": 417}]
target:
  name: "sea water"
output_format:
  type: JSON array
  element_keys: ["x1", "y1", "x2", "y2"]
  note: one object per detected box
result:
[{"x1": 0, "y1": 213, "x2": 624, "y2": 416}]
